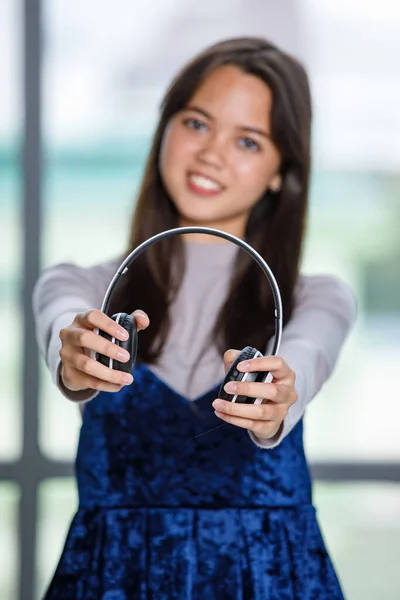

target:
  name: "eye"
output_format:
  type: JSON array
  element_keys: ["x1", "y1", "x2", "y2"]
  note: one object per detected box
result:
[
  {"x1": 183, "y1": 117, "x2": 207, "y2": 132},
  {"x1": 238, "y1": 137, "x2": 260, "y2": 152}
]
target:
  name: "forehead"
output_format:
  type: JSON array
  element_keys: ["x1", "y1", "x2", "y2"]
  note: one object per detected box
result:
[{"x1": 188, "y1": 65, "x2": 273, "y2": 126}]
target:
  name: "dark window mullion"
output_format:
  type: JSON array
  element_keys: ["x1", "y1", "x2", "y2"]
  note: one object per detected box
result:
[
  {"x1": 3, "y1": 460, "x2": 400, "y2": 484},
  {"x1": 20, "y1": 0, "x2": 42, "y2": 599}
]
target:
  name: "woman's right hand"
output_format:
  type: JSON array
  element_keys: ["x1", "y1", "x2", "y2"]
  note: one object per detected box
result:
[{"x1": 59, "y1": 309, "x2": 150, "y2": 394}]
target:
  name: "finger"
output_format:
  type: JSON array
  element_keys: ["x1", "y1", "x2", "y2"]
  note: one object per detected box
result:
[
  {"x1": 237, "y1": 355, "x2": 291, "y2": 381},
  {"x1": 212, "y1": 398, "x2": 282, "y2": 421},
  {"x1": 222, "y1": 380, "x2": 290, "y2": 405},
  {"x1": 60, "y1": 346, "x2": 133, "y2": 386},
  {"x1": 65, "y1": 327, "x2": 131, "y2": 363},
  {"x1": 76, "y1": 309, "x2": 130, "y2": 342},
  {"x1": 131, "y1": 309, "x2": 150, "y2": 332},
  {"x1": 223, "y1": 349, "x2": 240, "y2": 374},
  {"x1": 213, "y1": 409, "x2": 280, "y2": 436},
  {"x1": 63, "y1": 365, "x2": 125, "y2": 393}
]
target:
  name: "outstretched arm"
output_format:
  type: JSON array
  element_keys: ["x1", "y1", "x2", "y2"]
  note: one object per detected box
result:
[{"x1": 214, "y1": 274, "x2": 358, "y2": 448}]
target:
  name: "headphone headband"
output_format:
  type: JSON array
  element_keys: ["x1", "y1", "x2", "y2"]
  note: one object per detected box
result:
[{"x1": 101, "y1": 226, "x2": 283, "y2": 356}]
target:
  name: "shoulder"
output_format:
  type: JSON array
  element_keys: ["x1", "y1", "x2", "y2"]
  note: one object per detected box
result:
[
  {"x1": 34, "y1": 255, "x2": 123, "y2": 299},
  {"x1": 38, "y1": 255, "x2": 122, "y2": 281},
  {"x1": 293, "y1": 273, "x2": 358, "y2": 325}
]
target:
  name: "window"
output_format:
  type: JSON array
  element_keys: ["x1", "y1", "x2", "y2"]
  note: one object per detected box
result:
[
  {"x1": 0, "y1": 1, "x2": 22, "y2": 597},
  {"x1": 1, "y1": 2, "x2": 398, "y2": 599}
]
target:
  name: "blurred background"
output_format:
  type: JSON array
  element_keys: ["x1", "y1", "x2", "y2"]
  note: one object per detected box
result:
[{"x1": 0, "y1": 0, "x2": 399, "y2": 598}]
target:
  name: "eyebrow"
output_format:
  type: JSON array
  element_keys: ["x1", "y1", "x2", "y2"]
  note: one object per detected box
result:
[{"x1": 184, "y1": 104, "x2": 271, "y2": 139}]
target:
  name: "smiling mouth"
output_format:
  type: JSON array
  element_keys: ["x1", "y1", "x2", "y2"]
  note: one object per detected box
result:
[{"x1": 187, "y1": 171, "x2": 224, "y2": 196}]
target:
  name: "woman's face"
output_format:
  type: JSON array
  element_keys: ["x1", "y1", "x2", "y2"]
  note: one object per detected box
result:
[{"x1": 159, "y1": 65, "x2": 281, "y2": 239}]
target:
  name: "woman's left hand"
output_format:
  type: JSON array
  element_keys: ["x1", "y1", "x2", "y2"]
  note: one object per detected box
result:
[{"x1": 212, "y1": 349, "x2": 298, "y2": 440}]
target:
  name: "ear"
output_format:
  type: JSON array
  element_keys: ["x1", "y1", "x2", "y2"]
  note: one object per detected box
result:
[{"x1": 268, "y1": 173, "x2": 282, "y2": 194}]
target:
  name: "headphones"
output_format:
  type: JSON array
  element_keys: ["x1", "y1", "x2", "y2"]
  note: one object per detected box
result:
[{"x1": 96, "y1": 226, "x2": 283, "y2": 404}]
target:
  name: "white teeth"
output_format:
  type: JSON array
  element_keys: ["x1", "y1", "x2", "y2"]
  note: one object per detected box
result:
[{"x1": 189, "y1": 174, "x2": 222, "y2": 191}]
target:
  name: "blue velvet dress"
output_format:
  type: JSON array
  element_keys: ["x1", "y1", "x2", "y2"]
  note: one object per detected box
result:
[{"x1": 44, "y1": 363, "x2": 345, "y2": 599}]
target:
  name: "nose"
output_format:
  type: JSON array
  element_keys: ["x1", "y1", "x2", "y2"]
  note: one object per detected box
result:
[{"x1": 196, "y1": 132, "x2": 226, "y2": 169}]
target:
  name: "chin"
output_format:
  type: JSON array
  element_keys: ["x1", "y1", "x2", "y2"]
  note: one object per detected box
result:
[
  {"x1": 173, "y1": 195, "x2": 247, "y2": 231},
  {"x1": 179, "y1": 215, "x2": 219, "y2": 228},
  {"x1": 175, "y1": 206, "x2": 221, "y2": 227}
]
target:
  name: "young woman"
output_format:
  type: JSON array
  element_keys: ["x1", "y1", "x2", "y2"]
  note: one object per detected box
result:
[{"x1": 34, "y1": 37, "x2": 357, "y2": 599}]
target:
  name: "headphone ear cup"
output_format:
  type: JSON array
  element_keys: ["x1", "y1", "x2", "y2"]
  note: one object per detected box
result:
[
  {"x1": 218, "y1": 346, "x2": 263, "y2": 404},
  {"x1": 97, "y1": 313, "x2": 138, "y2": 373}
]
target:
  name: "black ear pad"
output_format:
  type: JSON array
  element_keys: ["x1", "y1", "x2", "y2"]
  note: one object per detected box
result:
[
  {"x1": 97, "y1": 313, "x2": 138, "y2": 373},
  {"x1": 218, "y1": 346, "x2": 263, "y2": 404}
]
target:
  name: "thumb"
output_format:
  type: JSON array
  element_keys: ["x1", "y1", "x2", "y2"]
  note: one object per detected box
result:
[
  {"x1": 131, "y1": 309, "x2": 150, "y2": 332},
  {"x1": 223, "y1": 349, "x2": 240, "y2": 374}
]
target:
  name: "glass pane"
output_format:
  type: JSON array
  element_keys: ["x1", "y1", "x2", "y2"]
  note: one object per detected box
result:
[
  {"x1": 0, "y1": 0, "x2": 22, "y2": 460},
  {"x1": 301, "y1": 0, "x2": 400, "y2": 170},
  {"x1": 313, "y1": 482, "x2": 400, "y2": 600},
  {"x1": 39, "y1": 1, "x2": 151, "y2": 459},
  {"x1": 36, "y1": 478, "x2": 400, "y2": 600},
  {"x1": 299, "y1": 1, "x2": 400, "y2": 460},
  {"x1": 303, "y1": 173, "x2": 400, "y2": 461},
  {"x1": 0, "y1": 483, "x2": 20, "y2": 600},
  {"x1": 39, "y1": 362, "x2": 82, "y2": 460},
  {"x1": 38, "y1": 0, "x2": 400, "y2": 462},
  {"x1": 36, "y1": 478, "x2": 78, "y2": 600}
]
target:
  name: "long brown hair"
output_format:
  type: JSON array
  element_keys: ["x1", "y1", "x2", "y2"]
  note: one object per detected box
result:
[{"x1": 109, "y1": 37, "x2": 312, "y2": 363}]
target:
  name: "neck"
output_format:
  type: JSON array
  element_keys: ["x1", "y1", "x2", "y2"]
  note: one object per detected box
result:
[{"x1": 178, "y1": 215, "x2": 247, "y2": 243}]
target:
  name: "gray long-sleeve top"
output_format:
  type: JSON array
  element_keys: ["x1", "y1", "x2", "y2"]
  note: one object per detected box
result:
[{"x1": 33, "y1": 240, "x2": 358, "y2": 449}]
